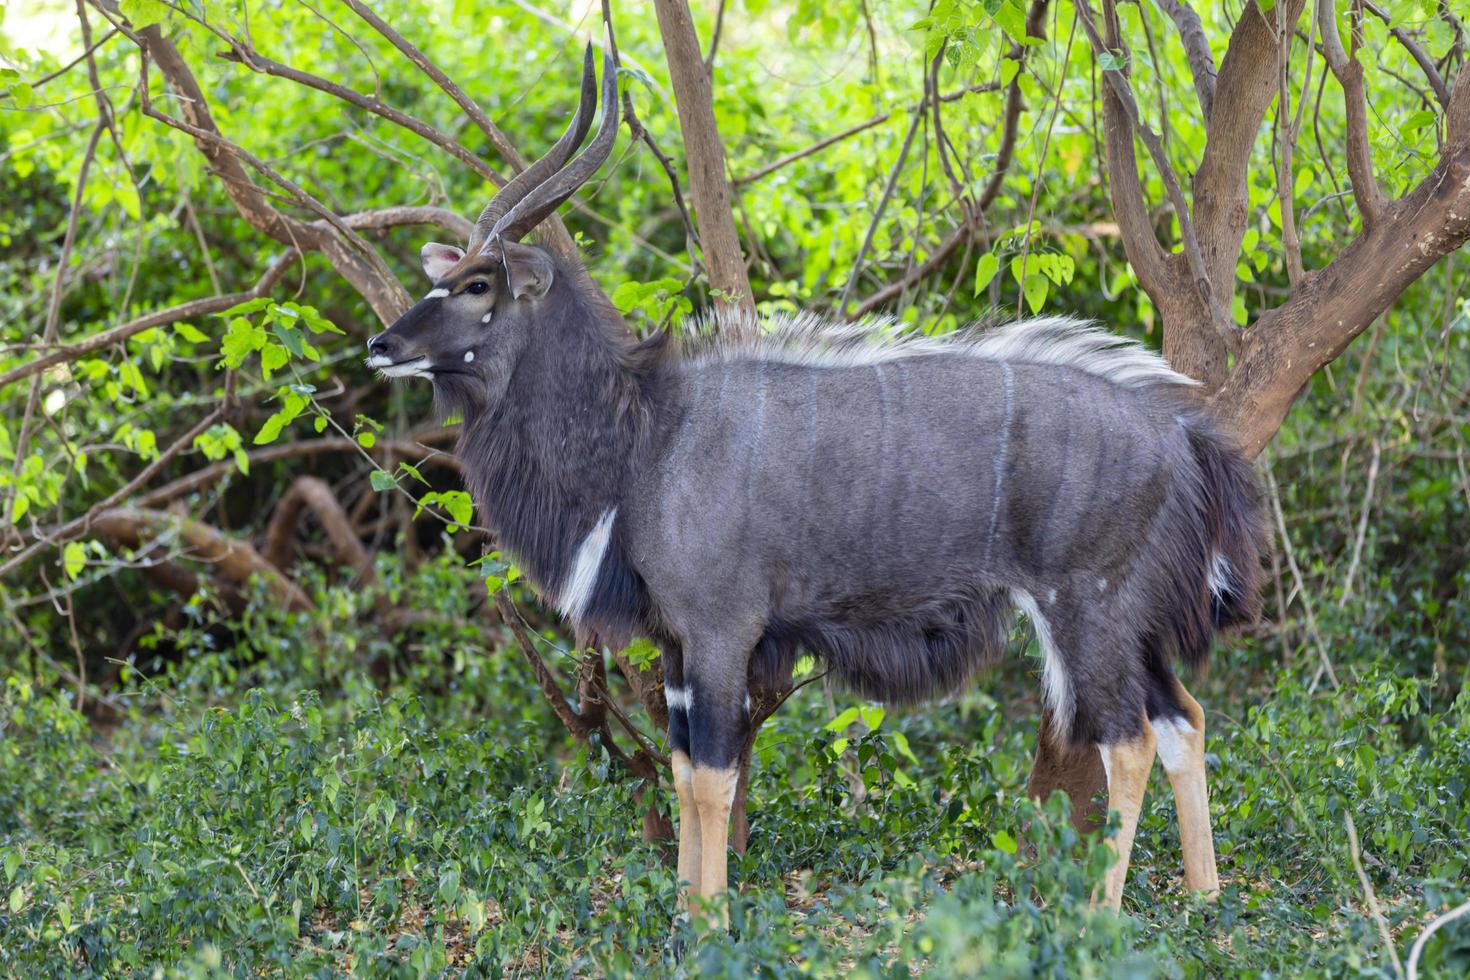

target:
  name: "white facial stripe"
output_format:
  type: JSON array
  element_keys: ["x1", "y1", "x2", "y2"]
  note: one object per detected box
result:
[
  {"x1": 424, "y1": 288, "x2": 449, "y2": 299},
  {"x1": 1151, "y1": 716, "x2": 1197, "y2": 773},
  {"x1": 464, "y1": 351, "x2": 475, "y2": 363},
  {"x1": 665, "y1": 686, "x2": 692, "y2": 713},
  {"x1": 558, "y1": 508, "x2": 617, "y2": 622},
  {"x1": 1208, "y1": 553, "x2": 1234, "y2": 601},
  {"x1": 481, "y1": 312, "x2": 494, "y2": 324}
]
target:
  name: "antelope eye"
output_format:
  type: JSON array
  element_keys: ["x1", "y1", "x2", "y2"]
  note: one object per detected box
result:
[{"x1": 466, "y1": 280, "x2": 489, "y2": 295}]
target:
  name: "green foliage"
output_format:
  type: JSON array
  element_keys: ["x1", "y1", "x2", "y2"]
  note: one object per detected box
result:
[{"x1": 2, "y1": 0, "x2": 1469, "y2": 975}]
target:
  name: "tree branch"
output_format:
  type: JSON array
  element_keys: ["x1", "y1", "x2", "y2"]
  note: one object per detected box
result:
[
  {"x1": 1156, "y1": 0, "x2": 1216, "y2": 120},
  {"x1": 1318, "y1": 0, "x2": 1386, "y2": 225},
  {"x1": 1214, "y1": 61, "x2": 1470, "y2": 455},
  {"x1": 1365, "y1": 0, "x2": 1450, "y2": 107},
  {"x1": 652, "y1": 0, "x2": 755, "y2": 319}
]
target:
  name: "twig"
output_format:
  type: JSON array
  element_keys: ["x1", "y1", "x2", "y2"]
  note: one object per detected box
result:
[
  {"x1": 1365, "y1": 0, "x2": 1450, "y2": 107},
  {"x1": 1338, "y1": 438, "x2": 1380, "y2": 605},
  {"x1": 1344, "y1": 813, "x2": 1405, "y2": 978},
  {"x1": 1408, "y1": 898, "x2": 1470, "y2": 979},
  {"x1": 837, "y1": 101, "x2": 925, "y2": 313},
  {"x1": 734, "y1": 82, "x2": 1002, "y2": 187},
  {"x1": 1263, "y1": 464, "x2": 1340, "y2": 691}
]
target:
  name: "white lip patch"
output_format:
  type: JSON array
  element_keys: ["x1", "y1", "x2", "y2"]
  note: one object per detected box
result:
[{"x1": 368, "y1": 355, "x2": 433, "y2": 379}]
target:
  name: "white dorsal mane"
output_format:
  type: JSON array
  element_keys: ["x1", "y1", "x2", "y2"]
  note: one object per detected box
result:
[{"x1": 674, "y1": 311, "x2": 1198, "y2": 390}]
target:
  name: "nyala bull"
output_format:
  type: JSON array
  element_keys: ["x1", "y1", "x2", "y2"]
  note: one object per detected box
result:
[{"x1": 366, "y1": 36, "x2": 1264, "y2": 923}]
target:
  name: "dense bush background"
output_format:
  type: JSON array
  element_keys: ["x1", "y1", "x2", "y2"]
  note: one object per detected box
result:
[{"x1": 2, "y1": 0, "x2": 1468, "y2": 975}]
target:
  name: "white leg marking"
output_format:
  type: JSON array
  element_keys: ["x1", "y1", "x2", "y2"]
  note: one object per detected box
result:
[
  {"x1": 463, "y1": 350, "x2": 475, "y2": 363},
  {"x1": 1151, "y1": 716, "x2": 1197, "y2": 774},
  {"x1": 424, "y1": 287, "x2": 449, "y2": 299},
  {"x1": 558, "y1": 508, "x2": 616, "y2": 622},
  {"x1": 1013, "y1": 588, "x2": 1072, "y2": 737},
  {"x1": 665, "y1": 685, "x2": 693, "y2": 713}
]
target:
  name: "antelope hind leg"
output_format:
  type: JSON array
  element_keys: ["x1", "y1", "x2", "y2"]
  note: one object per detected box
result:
[
  {"x1": 1097, "y1": 722, "x2": 1157, "y2": 911},
  {"x1": 1151, "y1": 681, "x2": 1220, "y2": 896}
]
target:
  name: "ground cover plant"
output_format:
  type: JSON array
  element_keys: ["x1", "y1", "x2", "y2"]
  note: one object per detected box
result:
[{"x1": 2, "y1": 0, "x2": 1469, "y2": 975}]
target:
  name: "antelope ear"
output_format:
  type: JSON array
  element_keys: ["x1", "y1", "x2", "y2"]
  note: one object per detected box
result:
[
  {"x1": 501, "y1": 241, "x2": 555, "y2": 299},
  {"x1": 420, "y1": 242, "x2": 465, "y2": 281}
]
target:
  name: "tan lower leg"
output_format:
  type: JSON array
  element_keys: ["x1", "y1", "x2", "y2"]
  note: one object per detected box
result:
[
  {"x1": 1098, "y1": 724, "x2": 1157, "y2": 911},
  {"x1": 1153, "y1": 684, "x2": 1220, "y2": 896},
  {"x1": 671, "y1": 751, "x2": 702, "y2": 907},
  {"x1": 691, "y1": 765, "x2": 738, "y2": 924}
]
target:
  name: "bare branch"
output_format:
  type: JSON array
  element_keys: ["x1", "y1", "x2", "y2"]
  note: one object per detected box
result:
[
  {"x1": 0, "y1": 251, "x2": 297, "y2": 390},
  {"x1": 652, "y1": 0, "x2": 755, "y2": 317},
  {"x1": 1078, "y1": 0, "x2": 1235, "y2": 344},
  {"x1": 1365, "y1": 0, "x2": 1450, "y2": 107},
  {"x1": 1318, "y1": 0, "x2": 1386, "y2": 225},
  {"x1": 90, "y1": 507, "x2": 313, "y2": 611},
  {"x1": 1155, "y1": 0, "x2": 1216, "y2": 119},
  {"x1": 733, "y1": 82, "x2": 1002, "y2": 187}
]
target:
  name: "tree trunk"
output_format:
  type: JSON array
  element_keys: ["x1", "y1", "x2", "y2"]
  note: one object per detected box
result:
[{"x1": 651, "y1": 0, "x2": 755, "y2": 319}]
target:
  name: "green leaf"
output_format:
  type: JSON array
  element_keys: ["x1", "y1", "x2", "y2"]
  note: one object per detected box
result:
[
  {"x1": 357, "y1": 432, "x2": 376, "y2": 449},
  {"x1": 992, "y1": 830, "x2": 1018, "y2": 854},
  {"x1": 999, "y1": 58, "x2": 1019, "y2": 86},
  {"x1": 63, "y1": 541, "x2": 86, "y2": 580},
  {"x1": 1022, "y1": 273, "x2": 1048, "y2": 313},
  {"x1": 11, "y1": 495, "x2": 29, "y2": 523},
  {"x1": 259, "y1": 343, "x2": 289, "y2": 378},
  {"x1": 119, "y1": 0, "x2": 168, "y2": 27},
  {"x1": 973, "y1": 252, "x2": 1000, "y2": 296},
  {"x1": 8, "y1": 885, "x2": 23, "y2": 915},
  {"x1": 174, "y1": 322, "x2": 209, "y2": 343},
  {"x1": 370, "y1": 470, "x2": 397, "y2": 492},
  {"x1": 825, "y1": 706, "x2": 861, "y2": 732},
  {"x1": 439, "y1": 866, "x2": 461, "y2": 904},
  {"x1": 1098, "y1": 50, "x2": 1128, "y2": 73},
  {"x1": 4, "y1": 851, "x2": 19, "y2": 883}
]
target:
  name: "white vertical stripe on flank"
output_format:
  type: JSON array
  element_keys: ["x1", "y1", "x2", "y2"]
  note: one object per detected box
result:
[
  {"x1": 559, "y1": 508, "x2": 616, "y2": 622},
  {"x1": 1013, "y1": 588, "x2": 1072, "y2": 739}
]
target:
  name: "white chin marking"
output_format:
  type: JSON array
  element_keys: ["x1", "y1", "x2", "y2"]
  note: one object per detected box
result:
[
  {"x1": 373, "y1": 357, "x2": 433, "y2": 379},
  {"x1": 558, "y1": 508, "x2": 617, "y2": 623}
]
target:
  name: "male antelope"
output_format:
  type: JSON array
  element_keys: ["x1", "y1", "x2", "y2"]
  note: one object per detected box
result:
[{"x1": 365, "y1": 37, "x2": 1264, "y2": 920}]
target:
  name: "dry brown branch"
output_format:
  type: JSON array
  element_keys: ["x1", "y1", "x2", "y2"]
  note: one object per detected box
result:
[
  {"x1": 215, "y1": 41, "x2": 502, "y2": 184},
  {"x1": 0, "y1": 251, "x2": 296, "y2": 390},
  {"x1": 1318, "y1": 0, "x2": 1386, "y2": 225},
  {"x1": 652, "y1": 0, "x2": 755, "y2": 318},
  {"x1": 136, "y1": 433, "x2": 457, "y2": 510},
  {"x1": 1077, "y1": 0, "x2": 1235, "y2": 345},
  {"x1": 90, "y1": 507, "x2": 312, "y2": 611},
  {"x1": 263, "y1": 476, "x2": 375, "y2": 583}
]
